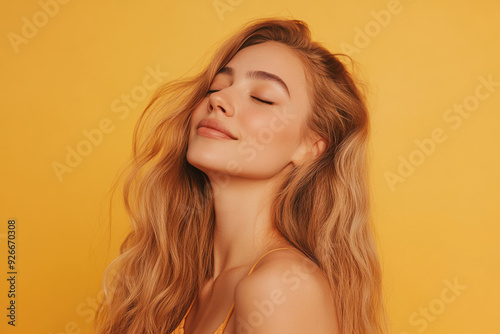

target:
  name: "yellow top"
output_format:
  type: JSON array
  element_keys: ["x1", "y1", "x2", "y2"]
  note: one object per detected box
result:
[{"x1": 170, "y1": 247, "x2": 293, "y2": 334}]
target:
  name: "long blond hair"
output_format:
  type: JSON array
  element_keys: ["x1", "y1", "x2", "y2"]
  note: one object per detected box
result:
[{"x1": 94, "y1": 17, "x2": 387, "y2": 334}]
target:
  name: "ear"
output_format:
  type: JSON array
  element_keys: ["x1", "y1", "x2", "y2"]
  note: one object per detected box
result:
[
  {"x1": 310, "y1": 135, "x2": 327, "y2": 157},
  {"x1": 291, "y1": 133, "x2": 327, "y2": 166}
]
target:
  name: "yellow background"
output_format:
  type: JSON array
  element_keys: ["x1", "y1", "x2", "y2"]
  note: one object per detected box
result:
[{"x1": 1, "y1": 0, "x2": 499, "y2": 333}]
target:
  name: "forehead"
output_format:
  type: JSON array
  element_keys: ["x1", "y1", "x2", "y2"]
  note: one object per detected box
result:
[{"x1": 222, "y1": 41, "x2": 309, "y2": 102}]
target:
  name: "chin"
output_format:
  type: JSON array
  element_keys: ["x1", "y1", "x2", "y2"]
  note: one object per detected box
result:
[{"x1": 187, "y1": 150, "x2": 222, "y2": 174}]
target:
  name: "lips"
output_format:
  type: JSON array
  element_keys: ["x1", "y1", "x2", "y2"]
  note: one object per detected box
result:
[{"x1": 196, "y1": 118, "x2": 237, "y2": 140}]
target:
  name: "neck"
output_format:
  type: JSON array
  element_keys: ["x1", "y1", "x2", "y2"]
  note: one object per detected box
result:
[{"x1": 208, "y1": 170, "x2": 291, "y2": 279}]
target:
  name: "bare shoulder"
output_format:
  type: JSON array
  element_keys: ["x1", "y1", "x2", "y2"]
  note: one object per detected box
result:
[{"x1": 233, "y1": 248, "x2": 340, "y2": 334}]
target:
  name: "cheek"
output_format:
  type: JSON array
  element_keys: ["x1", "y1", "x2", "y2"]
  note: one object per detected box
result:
[
  {"x1": 188, "y1": 104, "x2": 205, "y2": 139},
  {"x1": 241, "y1": 109, "x2": 302, "y2": 156}
]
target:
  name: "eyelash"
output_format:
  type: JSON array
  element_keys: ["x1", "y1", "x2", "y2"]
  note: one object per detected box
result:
[{"x1": 206, "y1": 90, "x2": 274, "y2": 105}]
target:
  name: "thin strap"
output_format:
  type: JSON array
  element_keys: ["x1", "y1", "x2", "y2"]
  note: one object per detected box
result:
[
  {"x1": 179, "y1": 298, "x2": 195, "y2": 327},
  {"x1": 246, "y1": 247, "x2": 294, "y2": 277},
  {"x1": 219, "y1": 247, "x2": 294, "y2": 327}
]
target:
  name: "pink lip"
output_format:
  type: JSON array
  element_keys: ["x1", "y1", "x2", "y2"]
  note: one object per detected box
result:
[{"x1": 196, "y1": 118, "x2": 237, "y2": 140}]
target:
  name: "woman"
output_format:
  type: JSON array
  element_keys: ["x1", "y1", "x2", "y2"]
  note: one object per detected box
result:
[{"x1": 95, "y1": 17, "x2": 387, "y2": 334}]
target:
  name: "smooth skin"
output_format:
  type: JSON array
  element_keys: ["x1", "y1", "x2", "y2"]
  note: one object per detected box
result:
[{"x1": 186, "y1": 41, "x2": 339, "y2": 334}]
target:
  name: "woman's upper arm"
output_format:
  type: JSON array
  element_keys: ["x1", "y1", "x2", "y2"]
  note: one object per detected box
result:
[{"x1": 232, "y1": 258, "x2": 340, "y2": 334}]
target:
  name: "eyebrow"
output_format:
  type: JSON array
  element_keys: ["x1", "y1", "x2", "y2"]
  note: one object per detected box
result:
[{"x1": 216, "y1": 66, "x2": 290, "y2": 97}]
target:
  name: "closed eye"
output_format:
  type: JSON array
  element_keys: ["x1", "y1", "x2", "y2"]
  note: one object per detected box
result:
[
  {"x1": 252, "y1": 96, "x2": 274, "y2": 105},
  {"x1": 206, "y1": 90, "x2": 274, "y2": 105}
]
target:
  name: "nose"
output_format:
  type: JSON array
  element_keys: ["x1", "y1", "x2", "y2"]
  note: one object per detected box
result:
[{"x1": 207, "y1": 90, "x2": 234, "y2": 117}]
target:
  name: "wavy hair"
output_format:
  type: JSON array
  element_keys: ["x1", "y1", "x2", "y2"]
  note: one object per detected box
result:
[{"x1": 94, "y1": 17, "x2": 387, "y2": 334}]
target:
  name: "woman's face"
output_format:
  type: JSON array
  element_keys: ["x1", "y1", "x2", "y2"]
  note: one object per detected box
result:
[{"x1": 187, "y1": 41, "x2": 314, "y2": 180}]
